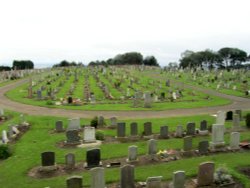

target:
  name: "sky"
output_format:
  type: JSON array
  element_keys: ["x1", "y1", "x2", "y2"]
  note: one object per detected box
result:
[{"x1": 0, "y1": 0, "x2": 250, "y2": 68}]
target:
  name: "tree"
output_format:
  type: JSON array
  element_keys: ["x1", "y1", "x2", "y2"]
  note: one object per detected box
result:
[
  {"x1": 143, "y1": 56, "x2": 159, "y2": 66},
  {"x1": 13, "y1": 60, "x2": 34, "y2": 70},
  {"x1": 0, "y1": 66, "x2": 11, "y2": 71}
]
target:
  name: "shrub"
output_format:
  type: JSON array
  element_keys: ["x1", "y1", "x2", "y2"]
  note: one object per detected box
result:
[
  {"x1": 0, "y1": 144, "x2": 11, "y2": 159},
  {"x1": 46, "y1": 100, "x2": 54, "y2": 105},
  {"x1": 246, "y1": 113, "x2": 250, "y2": 128},
  {"x1": 90, "y1": 116, "x2": 98, "y2": 128},
  {"x1": 95, "y1": 131, "x2": 105, "y2": 140}
]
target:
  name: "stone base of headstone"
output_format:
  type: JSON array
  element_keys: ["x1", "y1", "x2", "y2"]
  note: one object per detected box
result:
[
  {"x1": 158, "y1": 135, "x2": 169, "y2": 139},
  {"x1": 181, "y1": 150, "x2": 195, "y2": 157},
  {"x1": 82, "y1": 139, "x2": 96, "y2": 144},
  {"x1": 126, "y1": 158, "x2": 139, "y2": 164},
  {"x1": 19, "y1": 122, "x2": 30, "y2": 127},
  {"x1": 64, "y1": 141, "x2": 81, "y2": 146},
  {"x1": 174, "y1": 133, "x2": 184, "y2": 138},
  {"x1": 77, "y1": 140, "x2": 102, "y2": 148},
  {"x1": 106, "y1": 162, "x2": 121, "y2": 168},
  {"x1": 128, "y1": 135, "x2": 140, "y2": 141},
  {"x1": 38, "y1": 165, "x2": 58, "y2": 173},
  {"x1": 55, "y1": 129, "x2": 65, "y2": 133},
  {"x1": 84, "y1": 161, "x2": 102, "y2": 169},
  {"x1": 209, "y1": 142, "x2": 225, "y2": 151},
  {"x1": 116, "y1": 137, "x2": 129, "y2": 142},
  {"x1": 107, "y1": 125, "x2": 117, "y2": 129},
  {"x1": 143, "y1": 135, "x2": 154, "y2": 140},
  {"x1": 227, "y1": 146, "x2": 240, "y2": 151},
  {"x1": 198, "y1": 130, "x2": 209, "y2": 136}
]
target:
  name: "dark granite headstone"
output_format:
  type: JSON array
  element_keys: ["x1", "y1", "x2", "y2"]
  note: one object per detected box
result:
[
  {"x1": 160, "y1": 125, "x2": 169, "y2": 139},
  {"x1": 198, "y1": 140, "x2": 209, "y2": 155},
  {"x1": 120, "y1": 164, "x2": 135, "y2": 188},
  {"x1": 130, "y1": 122, "x2": 138, "y2": 136},
  {"x1": 186, "y1": 122, "x2": 195, "y2": 135},
  {"x1": 117, "y1": 122, "x2": 126, "y2": 137},
  {"x1": 197, "y1": 162, "x2": 215, "y2": 186},
  {"x1": 86, "y1": 148, "x2": 101, "y2": 168},
  {"x1": 200, "y1": 120, "x2": 207, "y2": 131},
  {"x1": 144, "y1": 122, "x2": 152, "y2": 136},
  {"x1": 66, "y1": 176, "x2": 83, "y2": 188},
  {"x1": 41, "y1": 151, "x2": 55, "y2": 166},
  {"x1": 226, "y1": 111, "x2": 233, "y2": 120}
]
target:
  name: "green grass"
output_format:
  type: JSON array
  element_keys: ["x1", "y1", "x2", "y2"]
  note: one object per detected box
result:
[{"x1": 0, "y1": 111, "x2": 250, "y2": 187}]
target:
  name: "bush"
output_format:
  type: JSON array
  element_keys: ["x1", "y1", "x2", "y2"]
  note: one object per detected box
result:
[
  {"x1": 90, "y1": 116, "x2": 98, "y2": 128},
  {"x1": 95, "y1": 131, "x2": 105, "y2": 140},
  {"x1": 246, "y1": 113, "x2": 250, "y2": 128},
  {"x1": 0, "y1": 144, "x2": 11, "y2": 159},
  {"x1": 46, "y1": 100, "x2": 54, "y2": 105}
]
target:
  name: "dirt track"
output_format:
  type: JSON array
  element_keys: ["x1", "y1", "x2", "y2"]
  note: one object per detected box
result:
[{"x1": 0, "y1": 79, "x2": 250, "y2": 119}]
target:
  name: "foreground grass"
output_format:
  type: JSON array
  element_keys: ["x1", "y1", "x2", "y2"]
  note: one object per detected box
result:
[{"x1": 0, "y1": 111, "x2": 250, "y2": 187}]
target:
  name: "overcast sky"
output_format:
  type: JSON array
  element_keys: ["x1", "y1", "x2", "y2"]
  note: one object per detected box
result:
[{"x1": 0, "y1": 0, "x2": 250, "y2": 67}]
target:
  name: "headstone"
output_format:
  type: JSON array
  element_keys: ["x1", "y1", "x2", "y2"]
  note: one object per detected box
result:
[
  {"x1": 19, "y1": 114, "x2": 26, "y2": 125},
  {"x1": 230, "y1": 132, "x2": 240, "y2": 149},
  {"x1": 175, "y1": 125, "x2": 183, "y2": 137},
  {"x1": 0, "y1": 108, "x2": 4, "y2": 116},
  {"x1": 2, "y1": 130, "x2": 9, "y2": 143},
  {"x1": 55, "y1": 120, "x2": 64, "y2": 132},
  {"x1": 120, "y1": 164, "x2": 135, "y2": 188},
  {"x1": 98, "y1": 116, "x2": 104, "y2": 127},
  {"x1": 37, "y1": 89, "x2": 42, "y2": 100},
  {"x1": 197, "y1": 162, "x2": 215, "y2": 186},
  {"x1": 171, "y1": 171, "x2": 185, "y2": 188},
  {"x1": 65, "y1": 153, "x2": 75, "y2": 169},
  {"x1": 198, "y1": 141, "x2": 209, "y2": 154},
  {"x1": 144, "y1": 92, "x2": 152, "y2": 108},
  {"x1": 216, "y1": 111, "x2": 225, "y2": 125},
  {"x1": 66, "y1": 176, "x2": 83, "y2": 188},
  {"x1": 41, "y1": 151, "x2": 55, "y2": 166},
  {"x1": 186, "y1": 122, "x2": 195, "y2": 135},
  {"x1": 232, "y1": 114, "x2": 240, "y2": 130},
  {"x1": 148, "y1": 139, "x2": 157, "y2": 155},
  {"x1": 144, "y1": 122, "x2": 152, "y2": 136},
  {"x1": 86, "y1": 148, "x2": 101, "y2": 168},
  {"x1": 110, "y1": 117, "x2": 117, "y2": 128},
  {"x1": 133, "y1": 91, "x2": 142, "y2": 107},
  {"x1": 235, "y1": 110, "x2": 242, "y2": 120},
  {"x1": 90, "y1": 167, "x2": 105, "y2": 188},
  {"x1": 146, "y1": 176, "x2": 162, "y2": 188},
  {"x1": 172, "y1": 92, "x2": 177, "y2": 100},
  {"x1": 128, "y1": 145, "x2": 138, "y2": 162},
  {"x1": 226, "y1": 111, "x2": 233, "y2": 120},
  {"x1": 183, "y1": 136, "x2": 192, "y2": 151},
  {"x1": 67, "y1": 118, "x2": 81, "y2": 130},
  {"x1": 200, "y1": 120, "x2": 207, "y2": 131},
  {"x1": 66, "y1": 130, "x2": 81, "y2": 144},
  {"x1": 210, "y1": 124, "x2": 225, "y2": 149},
  {"x1": 117, "y1": 122, "x2": 126, "y2": 137},
  {"x1": 130, "y1": 122, "x2": 138, "y2": 136},
  {"x1": 159, "y1": 125, "x2": 169, "y2": 139},
  {"x1": 68, "y1": 96, "x2": 73, "y2": 104},
  {"x1": 83, "y1": 127, "x2": 96, "y2": 142}
]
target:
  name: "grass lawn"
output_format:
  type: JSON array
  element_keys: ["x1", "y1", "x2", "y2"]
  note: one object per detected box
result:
[{"x1": 0, "y1": 111, "x2": 250, "y2": 187}]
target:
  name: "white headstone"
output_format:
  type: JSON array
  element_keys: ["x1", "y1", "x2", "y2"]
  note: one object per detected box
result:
[
  {"x1": 83, "y1": 127, "x2": 96, "y2": 142},
  {"x1": 216, "y1": 111, "x2": 225, "y2": 125},
  {"x1": 230, "y1": 132, "x2": 240, "y2": 150},
  {"x1": 2, "y1": 130, "x2": 9, "y2": 143}
]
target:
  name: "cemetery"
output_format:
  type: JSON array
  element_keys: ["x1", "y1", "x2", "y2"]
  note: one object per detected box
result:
[{"x1": 0, "y1": 66, "x2": 250, "y2": 187}]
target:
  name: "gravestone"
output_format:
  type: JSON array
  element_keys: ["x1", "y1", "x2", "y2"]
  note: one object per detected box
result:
[
  {"x1": 83, "y1": 127, "x2": 96, "y2": 142},
  {"x1": 159, "y1": 125, "x2": 169, "y2": 139},
  {"x1": 216, "y1": 111, "x2": 225, "y2": 125},
  {"x1": 130, "y1": 122, "x2": 138, "y2": 136},
  {"x1": 120, "y1": 164, "x2": 135, "y2": 188},
  {"x1": 197, "y1": 162, "x2": 215, "y2": 186},
  {"x1": 144, "y1": 92, "x2": 152, "y2": 108},
  {"x1": 90, "y1": 167, "x2": 105, "y2": 188},
  {"x1": 146, "y1": 176, "x2": 162, "y2": 188},
  {"x1": 55, "y1": 120, "x2": 64, "y2": 132},
  {"x1": 210, "y1": 124, "x2": 225, "y2": 150},
  {"x1": 198, "y1": 141, "x2": 209, "y2": 155},
  {"x1": 37, "y1": 89, "x2": 42, "y2": 100},
  {"x1": 98, "y1": 116, "x2": 104, "y2": 127},
  {"x1": 175, "y1": 125, "x2": 183, "y2": 137},
  {"x1": 232, "y1": 114, "x2": 240, "y2": 130},
  {"x1": 144, "y1": 122, "x2": 152, "y2": 136},
  {"x1": 200, "y1": 120, "x2": 207, "y2": 131},
  {"x1": 66, "y1": 130, "x2": 81, "y2": 144},
  {"x1": 230, "y1": 132, "x2": 240, "y2": 150},
  {"x1": 67, "y1": 118, "x2": 81, "y2": 130},
  {"x1": 133, "y1": 91, "x2": 142, "y2": 107},
  {"x1": 86, "y1": 148, "x2": 101, "y2": 168},
  {"x1": 128, "y1": 145, "x2": 138, "y2": 162},
  {"x1": 68, "y1": 96, "x2": 73, "y2": 104},
  {"x1": 41, "y1": 151, "x2": 55, "y2": 166},
  {"x1": 110, "y1": 117, "x2": 117, "y2": 128},
  {"x1": 65, "y1": 153, "x2": 75, "y2": 169},
  {"x1": 235, "y1": 109, "x2": 242, "y2": 120},
  {"x1": 171, "y1": 170, "x2": 185, "y2": 188},
  {"x1": 117, "y1": 122, "x2": 126, "y2": 137},
  {"x1": 172, "y1": 92, "x2": 177, "y2": 100},
  {"x1": 226, "y1": 111, "x2": 233, "y2": 120},
  {"x1": 183, "y1": 136, "x2": 192, "y2": 151},
  {"x1": 148, "y1": 139, "x2": 157, "y2": 156},
  {"x1": 2, "y1": 130, "x2": 9, "y2": 143},
  {"x1": 0, "y1": 108, "x2": 4, "y2": 116},
  {"x1": 66, "y1": 176, "x2": 83, "y2": 188},
  {"x1": 186, "y1": 122, "x2": 195, "y2": 135}
]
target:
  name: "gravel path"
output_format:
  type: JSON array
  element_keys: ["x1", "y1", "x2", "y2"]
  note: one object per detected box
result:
[{"x1": 0, "y1": 79, "x2": 250, "y2": 119}]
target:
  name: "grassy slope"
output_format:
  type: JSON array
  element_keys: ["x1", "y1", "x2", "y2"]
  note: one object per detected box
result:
[{"x1": 0, "y1": 111, "x2": 250, "y2": 187}]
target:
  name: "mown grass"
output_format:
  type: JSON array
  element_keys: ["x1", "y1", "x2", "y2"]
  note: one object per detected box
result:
[{"x1": 0, "y1": 111, "x2": 250, "y2": 187}]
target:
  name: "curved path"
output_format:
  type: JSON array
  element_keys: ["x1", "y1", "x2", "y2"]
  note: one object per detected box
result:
[{"x1": 0, "y1": 79, "x2": 250, "y2": 119}]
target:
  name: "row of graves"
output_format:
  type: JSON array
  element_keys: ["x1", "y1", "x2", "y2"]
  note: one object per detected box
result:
[
  {"x1": 1, "y1": 111, "x2": 30, "y2": 144},
  {"x1": 30, "y1": 109, "x2": 249, "y2": 187}
]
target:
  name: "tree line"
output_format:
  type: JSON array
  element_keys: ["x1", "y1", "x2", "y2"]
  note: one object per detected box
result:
[
  {"x1": 88, "y1": 52, "x2": 159, "y2": 67},
  {"x1": 52, "y1": 60, "x2": 83, "y2": 68},
  {"x1": 0, "y1": 60, "x2": 34, "y2": 71},
  {"x1": 179, "y1": 47, "x2": 249, "y2": 69}
]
